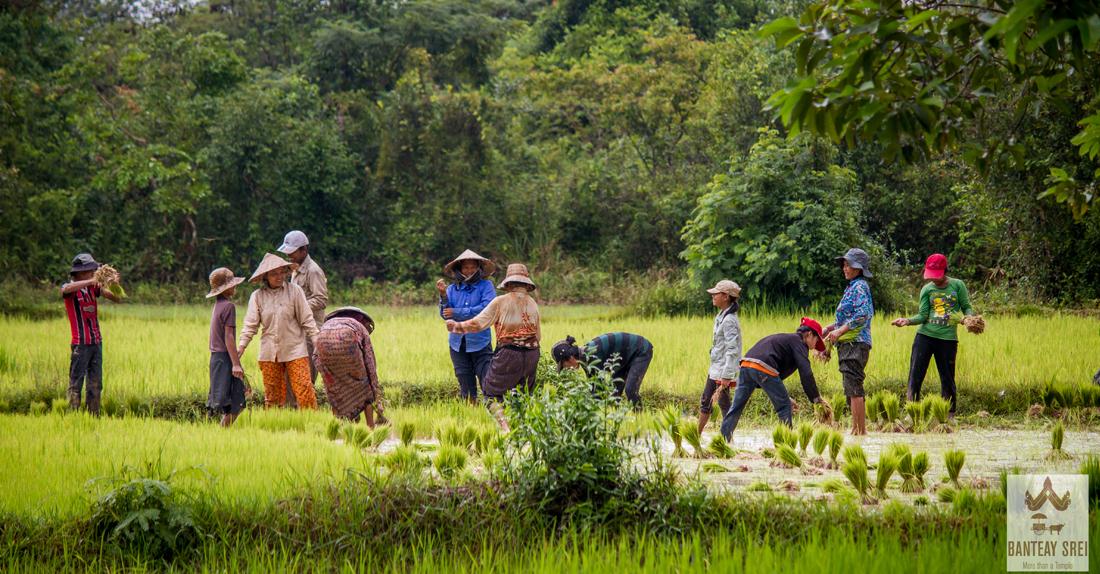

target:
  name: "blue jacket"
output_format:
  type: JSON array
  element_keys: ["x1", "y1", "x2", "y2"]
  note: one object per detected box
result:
[{"x1": 440, "y1": 279, "x2": 495, "y2": 352}]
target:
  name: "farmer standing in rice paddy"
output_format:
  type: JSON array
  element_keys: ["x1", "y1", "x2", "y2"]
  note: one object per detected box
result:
[
  {"x1": 697, "y1": 279, "x2": 742, "y2": 433},
  {"x1": 278, "y1": 230, "x2": 328, "y2": 405},
  {"x1": 823, "y1": 247, "x2": 874, "y2": 436},
  {"x1": 61, "y1": 253, "x2": 122, "y2": 415},
  {"x1": 719, "y1": 318, "x2": 830, "y2": 440},
  {"x1": 313, "y1": 307, "x2": 385, "y2": 428},
  {"x1": 436, "y1": 250, "x2": 497, "y2": 404},
  {"x1": 891, "y1": 253, "x2": 975, "y2": 417},
  {"x1": 446, "y1": 263, "x2": 541, "y2": 431},
  {"x1": 551, "y1": 332, "x2": 655, "y2": 411},
  {"x1": 205, "y1": 267, "x2": 247, "y2": 427},
  {"x1": 237, "y1": 253, "x2": 320, "y2": 409}
]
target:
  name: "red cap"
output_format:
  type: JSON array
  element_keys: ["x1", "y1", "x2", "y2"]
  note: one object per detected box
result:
[
  {"x1": 799, "y1": 317, "x2": 827, "y2": 352},
  {"x1": 923, "y1": 253, "x2": 947, "y2": 280}
]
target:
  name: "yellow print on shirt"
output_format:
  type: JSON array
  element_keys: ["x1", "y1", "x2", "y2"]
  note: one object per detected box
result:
[{"x1": 930, "y1": 293, "x2": 956, "y2": 326}]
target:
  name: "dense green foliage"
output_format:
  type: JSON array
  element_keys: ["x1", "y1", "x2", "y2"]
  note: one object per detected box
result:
[{"x1": 3, "y1": 0, "x2": 1100, "y2": 304}]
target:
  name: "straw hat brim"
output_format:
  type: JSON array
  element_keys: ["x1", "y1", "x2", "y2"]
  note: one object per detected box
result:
[
  {"x1": 498, "y1": 276, "x2": 536, "y2": 290},
  {"x1": 443, "y1": 250, "x2": 496, "y2": 277},
  {"x1": 249, "y1": 253, "x2": 299, "y2": 283},
  {"x1": 324, "y1": 306, "x2": 376, "y2": 334},
  {"x1": 206, "y1": 276, "x2": 245, "y2": 299}
]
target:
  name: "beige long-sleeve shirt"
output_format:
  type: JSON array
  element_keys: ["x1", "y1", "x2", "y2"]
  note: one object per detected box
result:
[
  {"x1": 453, "y1": 290, "x2": 541, "y2": 348},
  {"x1": 292, "y1": 255, "x2": 328, "y2": 329},
  {"x1": 238, "y1": 282, "x2": 319, "y2": 362}
]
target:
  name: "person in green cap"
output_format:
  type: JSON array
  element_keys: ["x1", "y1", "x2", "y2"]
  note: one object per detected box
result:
[{"x1": 891, "y1": 253, "x2": 975, "y2": 416}]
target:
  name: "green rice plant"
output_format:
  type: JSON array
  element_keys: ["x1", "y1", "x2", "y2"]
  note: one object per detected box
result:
[
  {"x1": 796, "y1": 422, "x2": 814, "y2": 454},
  {"x1": 368, "y1": 425, "x2": 390, "y2": 449},
  {"x1": 904, "y1": 401, "x2": 924, "y2": 432},
  {"x1": 707, "y1": 434, "x2": 736, "y2": 459},
  {"x1": 771, "y1": 424, "x2": 796, "y2": 449},
  {"x1": 828, "y1": 392, "x2": 847, "y2": 417},
  {"x1": 701, "y1": 462, "x2": 730, "y2": 473},
  {"x1": 398, "y1": 422, "x2": 416, "y2": 446},
  {"x1": 842, "y1": 444, "x2": 866, "y2": 467},
  {"x1": 1045, "y1": 421, "x2": 1072, "y2": 461},
  {"x1": 875, "y1": 452, "x2": 899, "y2": 498},
  {"x1": 382, "y1": 445, "x2": 426, "y2": 478},
  {"x1": 937, "y1": 485, "x2": 958, "y2": 503},
  {"x1": 820, "y1": 478, "x2": 848, "y2": 494},
  {"x1": 51, "y1": 398, "x2": 67, "y2": 415},
  {"x1": 880, "y1": 393, "x2": 901, "y2": 432},
  {"x1": 29, "y1": 401, "x2": 46, "y2": 416},
  {"x1": 911, "y1": 452, "x2": 931, "y2": 492},
  {"x1": 1078, "y1": 455, "x2": 1099, "y2": 505},
  {"x1": 325, "y1": 419, "x2": 341, "y2": 441},
  {"x1": 679, "y1": 419, "x2": 708, "y2": 458},
  {"x1": 924, "y1": 395, "x2": 953, "y2": 432},
  {"x1": 842, "y1": 459, "x2": 875, "y2": 505},
  {"x1": 0, "y1": 398, "x2": 11, "y2": 414},
  {"x1": 811, "y1": 428, "x2": 829, "y2": 458},
  {"x1": 433, "y1": 444, "x2": 467, "y2": 480},
  {"x1": 657, "y1": 407, "x2": 686, "y2": 458},
  {"x1": 344, "y1": 425, "x2": 371, "y2": 450},
  {"x1": 951, "y1": 488, "x2": 978, "y2": 513},
  {"x1": 827, "y1": 430, "x2": 844, "y2": 469},
  {"x1": 914, "y1": 495, "x2": 930, "y2": 506},
  {"x1": 865, "y1": 394, "x2": 882, "y2": 426},
  {"x1": 461, "y1": 425, "x2": 479, "y2": 450},
  {"x1": 884, "y1": 442, "x2": 911, "y2": 461},
  {"x1": 944, "y1": 449, "x2": 966, "y2": 487},
  {"x1": 775, "y1": 444, "x2": 803, "y2": 470}
]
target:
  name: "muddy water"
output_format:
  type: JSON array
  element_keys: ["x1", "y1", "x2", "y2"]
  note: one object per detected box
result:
[{"x1": 653, "y1": 427, "x2": 1100, "y2": 501}]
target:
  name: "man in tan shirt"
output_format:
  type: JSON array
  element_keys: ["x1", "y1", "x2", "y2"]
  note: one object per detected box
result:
[{"x1": 278, "y1": 230, "x2": 328, "y2": 391}]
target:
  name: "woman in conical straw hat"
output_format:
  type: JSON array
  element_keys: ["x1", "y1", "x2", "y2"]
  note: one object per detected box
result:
[
  {"x1": 435, "y1": 249, "x2": 497, "y2": 404},
  {"x1": 446, "y1": 263, "x2": 540, "y2": 430},
  {"x1": 236, "y1": 253, "x2": 321, "y2": 409}
]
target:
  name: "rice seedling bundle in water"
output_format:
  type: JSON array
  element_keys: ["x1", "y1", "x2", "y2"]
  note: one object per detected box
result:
[
  {"x1": 325, "y1": 419, "x2": 341, "y2": 441},
  {"x1": 772, "y1": 424, "x2": 796, "y2": 449},
  {"x1": 707, "y1": 434, "x2": 736, "y2": 459},
  {"x1": 875, "y1": 453, "x2": 898, "y2": 498},
  {"x1": 923, "y1": 396, "x2": 952, "y2": 432},
  {"x1": 796, "y1": 422, "x2": 814, "y2": 454},
  {"x1": 912, "y1": 451, "x2": 930, "y2": 490},
  {"x1": 1045, "y1": 421, "x2": 1072, "y2": 461},
  {"x1": 701, "y1": 462, "x2": 730, "y2": 473},
  {"x1": 811, "y1": 428, "x2": 830, "y2": 457},
  {"x1": 399, "y1": 422, "x2": 416, "y2": 446},
  {"x1": 944, "y1": 449, "x2": 966, "y2": 487},
  {"x1": 827, "y1": 430, "x2": 843, "y2": 469},
  {"x1": 433, "y1": 444, "x2": 467, "y2": 479},
  {"x1": 384, "y1": 446, "x2": 426, "y2": 478},
  {"x1": 657, "y1": 407, "x2": 686, "y2": 457},
  {"x1": 820, "y1": 477, "x2": 848, "y2": 493},
  {"x1": 369, "y1": 425, "x2": 391, "y2": 449},
  {"x1": 775, "y1": 444, "x2": 802, "y2": 470},
  {"x1": 880, "y1": 393, "x2": 900, "y2": 431},
  {"x1": 842, "y1": 444, "x2": 866, "y2": 467},
  {"x1": 897, "y1": 451, "x2": 921, "y2": 493},
  {"x1": 865, "y1": 394, "x2": 882, "y2": 425},
  {"x1": 904, "y1": 401, "x2": 923, "y2": 433},
  {"x1": 937, "y1": 485, "x2": 958, "y2": 504},
  {"x1": 680, "y1": 419, "x2": 708, "y2": 458},
  {"x1": 842, "y1": 459, "x2": 874, "y2": 505}
]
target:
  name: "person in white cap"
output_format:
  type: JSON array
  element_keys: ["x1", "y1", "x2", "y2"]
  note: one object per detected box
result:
[
  {"x1": 278, "y1": 230, "x2": 328, "y2": 392},
  {"x1": 697, "y1": 279, "x2": 742, "y2": 434}
]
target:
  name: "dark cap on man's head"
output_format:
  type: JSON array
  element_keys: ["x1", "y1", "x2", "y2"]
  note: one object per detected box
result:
[{"x1": 70, "y1": 253, "x2": 100, "y2": 274}]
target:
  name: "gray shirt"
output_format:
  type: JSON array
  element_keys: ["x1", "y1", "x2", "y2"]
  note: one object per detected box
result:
[{"x1": 708, "y1": 307, "x2": 741, "y2": 380}]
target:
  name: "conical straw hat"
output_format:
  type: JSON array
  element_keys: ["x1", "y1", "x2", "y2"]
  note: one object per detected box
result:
[
  {"x1": 443, "y1": 249, "x2": 496, "y2": 277},
  {"x1": 497, "y1": 263, "x2": 536, "y2": 290},
  {"x1": 249, "y1": 252, "x2": 297, "y2": 283}
]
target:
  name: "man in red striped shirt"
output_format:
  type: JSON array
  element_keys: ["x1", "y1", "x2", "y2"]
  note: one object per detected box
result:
[{"x1": 61, "y1": 253, "x2": 120, "y2": 414}]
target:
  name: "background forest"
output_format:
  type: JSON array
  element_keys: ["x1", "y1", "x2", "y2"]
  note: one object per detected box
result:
[{"x1": 3, "y1": 0, "x2": 1100, "y2": 309}]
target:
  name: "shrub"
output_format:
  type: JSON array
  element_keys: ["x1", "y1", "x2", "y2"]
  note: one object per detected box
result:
[{"x1": 88, "y1": 463, "x2": 201, "y2": 560}]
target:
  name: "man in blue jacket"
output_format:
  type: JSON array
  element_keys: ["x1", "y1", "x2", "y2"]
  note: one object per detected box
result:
[{"x1": 436, "y1": 250, "x2": 497, "y2": 403}]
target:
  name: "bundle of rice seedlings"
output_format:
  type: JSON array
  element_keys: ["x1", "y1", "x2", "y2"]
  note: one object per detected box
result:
[
  {"x1": 746, "y1": 481, "x2": 772, "y2": 492},
  {"x1": 962, "y1": 314, "x2": 985, "y2": 334},
  {"x1": 811, "y1": 428, "x2": 830, "y2": 460},
  {"x1": 680, "y1": 419, "x2": 709, "y2": 458},
  {"x1": 904, "y1": 401, "x2": 924, "y2": 433},
  {"x1": 842, "y1": 444, "x2": 866, "y2": 467},
  {"x1": 875, "y1": 453, "x2": 899, "y2": 498},
  {"x1": 814, "y1": 400, "x2": 835, "y2": 426},
  {"x1": 461, "y1": 425, "x2": 479, "y2": 450},
  {"x1": 383, "y1": 446, "x2": 426, "y2": 478},
  {"x1": 796, "y1": 422, "x2": 814, "y2": 454},
  {"x1": 701, "y1": 462, "x2": 730, "y2": 473},
  {"x1": 656, "y1": 407, "x2": 686, "y2": 457},
  {"x1": 912, "y1": 451, "x2": 930, "y2": 491},
  {"x1": 944, "y1": 449, "x2": 966, "y2": 487},
  {"x1": 29, "y1": 401, "x2": 47, "y2": 416},
  {"x1": 951, "y1": 488, "x2": 978, "y2": 512},
  {"x1": 474, "y1": 429, "x2": 500, "y2": 455},
  {"x1": 896, "y1": 451, "x2": 923, "y2": 493},
  {"x1": 433, "y1": 444, "x2": 468, "y2": 480},
  {"x1": 325, "y1": 418, "x2": 341, "y2": 441},
  {"x1": 820, "y1": 478, "x2": 849, "y2": 494},
  {"x1": 1079, "y1": 455, "x2": 1099, "y2": 505},
  {"x1": 865, "y1": 394, "x2": 882, "y2": 426},
  {"x1": 881, "y1": 393, "x2": 901, "y2": 432},
  {"x1": 842, "y1": 459, "x2": 875, "y2": 504},
  {"x1": 936, "y1": 485, "x2": 958, "y2": 503},
  {"x1": 398, "y1": 422, "x2": 416, "y2": 446},
  {"x1": 51, "y1": 398, "x2": 67, "y2": 415},
  {"x1": 344, "y1": 425, "x2": 371, "y2": 449},
  {"x1": 1045, "y1": 421, "x2": 1073, "y2": 461},
  {"x1": 368, "y1": 425, "x2": 391, "y2": 449},
  {"x1": 827, "y1": 430, "x2": 844, "y2": 469},
  {"x1": 772, "y1": 424, "x2": 797, "y2": 449},
  {"x1": 829, "y1": 392, "x2": 847, "y2": 417},
  {"x1": 707, "y1": 434, "x2": 737, "y2": 459},
  {"x1": 924, "y1": 395, "x2": 953, "y2": 432},
  {"x1": 93, "y1": 264, "x2": 127, "y2": 298},
  {"x1": 774, "y1": 444, "x2": 803, "y2": 470}
]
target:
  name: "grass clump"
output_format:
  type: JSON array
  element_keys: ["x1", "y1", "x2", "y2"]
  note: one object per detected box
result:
[
  {"x1": 433, "y1": 444, "x2": 468, "y2": 480},
  {"x1": 774, "y1": 444, "x2": 802, "y2": 470},
  {"x1": 398, "y1": 422, "x2": 416, "y2": 446},
  {"x1": 944, "y1": 449, "x2": 966, "y2": 487},
  {"x1": 325, "y1": 419, "x2": 341, "y2": 441},
  {"x1": 1045, "y1": 421, "x2": 1072, "y2": 461},
  {"x1": 707, "y1": 434, "x2": 736, "y2": 459}
]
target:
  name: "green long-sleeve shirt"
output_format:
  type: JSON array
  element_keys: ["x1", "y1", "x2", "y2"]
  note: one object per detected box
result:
[{"x1": 907, "y1": 277, "x2": 975, "y2": 341}]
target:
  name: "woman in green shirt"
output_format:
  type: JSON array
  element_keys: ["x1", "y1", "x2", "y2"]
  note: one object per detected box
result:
[{"x1": 891, "y1": 253, "x2": 975, "y2": 415}]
